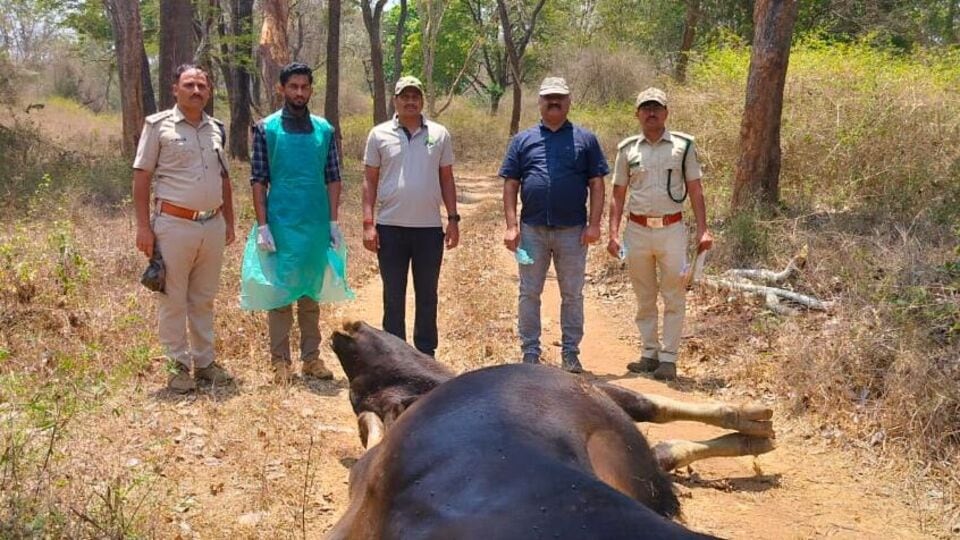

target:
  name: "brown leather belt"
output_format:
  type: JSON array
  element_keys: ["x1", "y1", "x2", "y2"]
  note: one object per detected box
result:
[
  {"x1": 160, "y1": 201, "x2": 221, "y2": 222},
  {"x1": 628, "y1": 211, "x2": 683, "y2": 228}
]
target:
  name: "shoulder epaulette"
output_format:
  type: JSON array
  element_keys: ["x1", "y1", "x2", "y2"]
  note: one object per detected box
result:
[
  {"x1": 144, "y1": 110, "x2": 173, "y2": 125},
  {"x1": 617, "y1": 134, "x2": 642, "y2": 150},
  {"x1": 211, "y1": 117, "x2": 226, "y2": 143},
  {"x1": 670, "y1": 131, "x2": 694, "y2": 142}
]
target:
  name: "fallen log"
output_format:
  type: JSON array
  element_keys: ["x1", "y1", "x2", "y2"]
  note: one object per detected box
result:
[
  {"x1": 702, "y1": 276, "x2": 829, "y2": 311},
  {"x1": 722, "y1": 245, "x2": 807, "y2": 285}
]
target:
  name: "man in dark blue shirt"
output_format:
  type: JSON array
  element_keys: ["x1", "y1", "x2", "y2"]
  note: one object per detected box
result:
[{"x1": 499, "y1": 76, "x2": 609, "y2": 373}]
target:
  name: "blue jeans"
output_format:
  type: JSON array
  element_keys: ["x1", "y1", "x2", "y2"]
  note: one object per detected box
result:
[{"x1": 517, "y1": 223, "x2": 587, "y2": 357}]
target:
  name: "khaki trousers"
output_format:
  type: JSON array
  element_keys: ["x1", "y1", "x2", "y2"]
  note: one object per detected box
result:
[
  {"x1": 268, "y1": 297, "x2": 321, "y2": 364},
  {"x1": 624, "y1": 221, "x2": 687, "y2": 364},
  {"x1": 153, "y1": 213, "x2": 226, "y2": 369}
]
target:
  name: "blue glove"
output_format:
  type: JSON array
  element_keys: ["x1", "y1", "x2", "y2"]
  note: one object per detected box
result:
[{"x1": 515, "y1": 247, "x2": 534, "y2": 265}]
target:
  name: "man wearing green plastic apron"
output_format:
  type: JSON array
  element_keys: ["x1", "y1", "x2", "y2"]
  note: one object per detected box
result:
[{"x1": 240, "y1": 62, "x2": 351, "y2": 383}]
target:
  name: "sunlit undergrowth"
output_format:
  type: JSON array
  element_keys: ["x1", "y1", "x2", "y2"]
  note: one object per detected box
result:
[
  {"x1": 0, "y1": 38, "x2": 958, "y2": 534},
  {"x1": 586, "y1": 38, "x2": 960, "y2": 527}
]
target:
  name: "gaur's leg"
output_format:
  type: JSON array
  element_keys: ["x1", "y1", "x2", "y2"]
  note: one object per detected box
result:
[
  {"x1": 653, "y1": 433, "x2": 776, "y2": 471},
  {"x1": 595, "y1": 383, "x2": 774, "y2": 438}
]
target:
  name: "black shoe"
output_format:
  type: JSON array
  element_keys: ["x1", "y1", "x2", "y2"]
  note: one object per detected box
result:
[
  {"x1": 522, "y1": 353, "x2": 541, "y2": 364},
  {"x1": 652, "y1": 362, "x2": 677, "y2": 381},
  {"x1": 561, "y1": 352, "x2": 583, "y2": 374},
  {"x1": 627, "y1": 357, "x2": 659, "y2": 373}
]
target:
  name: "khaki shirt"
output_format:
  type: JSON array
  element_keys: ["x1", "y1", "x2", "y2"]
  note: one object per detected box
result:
[
  {"x1": 133, "y1": 106, "x2": 229, "y2": 212},
  {"x1": 612, "y1": 130, "x2": 702, "y2": 216},
  {"x1": 363, "y1": 115, "x2": 454, "y2": 228}
]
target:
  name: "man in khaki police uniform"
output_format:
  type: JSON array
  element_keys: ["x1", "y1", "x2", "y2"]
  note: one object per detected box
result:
[
  {"x1": 607, "y1": 87, "x2": 712, "y2": 381},
  {"x1": 133, "y1": 64, "x2": 236, "y2": 393}
]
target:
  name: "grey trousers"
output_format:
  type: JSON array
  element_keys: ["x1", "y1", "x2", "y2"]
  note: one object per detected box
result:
[{"x1": 268, "y1": 296, "x2": 321, "y2": 364}]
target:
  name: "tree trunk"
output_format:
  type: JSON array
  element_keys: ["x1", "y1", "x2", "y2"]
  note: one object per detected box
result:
[
  {"x1": 675, "y1": 0, "x2": 700, "y2": 83},
  {"x1": 259, "y1": 0, "x2": 290, "y2": 110},
  {"x1": 489, "y1": 94, "x2": 500, "y2": 115},
  {"x1": 508, "y1": 71, "x2": 521, "y2": 135},
  {"x1": 419, "y1": 0, "x2": 447, "y2": 117},
  {"x1": 325, "y1": 0, "x2": 342, "y2": 161},
  {"x1": 140, "y1": 44, "x2": 157, "y2": 115},
  {"x1": 731, "y1": 0, "x2": 799, "y2": 210},
  {"x1": 218, "y1": 0, "x2": 254, "y2": 160},
  {"x1": 196, "y1": 0, "x2": 218, "y2": 115},
  {"x1": 387, "y1": 0, "x2": 408, "y2": 116},
  {"x1": 251, "y1": 48, "x2": 263, "y2": 109},
  {"x1": 158, "y1": 0, "x2": 196, "y2": 110},
  {"x1": 361, "y1": 0, "x2": 389, "y2": 124},
  {"x1": 497, "y1": 0, "x2": 522, "y2": 135},
  {"x1": 495, "y1": 0, "x2": 547, "y2": 134},
  {"x1": 103, "y1": 0, "x2": 145, "y2": 157},
  {"x1": 291, "y1": 9, "x2": 305, "y2": 61},
  {"x1": 463, "y1": 0, "x2": 507, "y2": 117},
  {"x1": 947, "y1": 0, "x2": 957, "y2": 45}
]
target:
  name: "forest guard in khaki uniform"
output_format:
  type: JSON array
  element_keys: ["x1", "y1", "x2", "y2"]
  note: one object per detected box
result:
[
  {"x1": 607, "y1": 88, "x2": 713, "y2": 381},
  {"x1": 133, "y1": 64, "x2": 236, "y2": 393}
]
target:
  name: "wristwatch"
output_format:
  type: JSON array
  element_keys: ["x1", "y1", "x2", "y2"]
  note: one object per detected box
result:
[{"x1": 448, "y1": 214, "x2": 461, "y2": 223}]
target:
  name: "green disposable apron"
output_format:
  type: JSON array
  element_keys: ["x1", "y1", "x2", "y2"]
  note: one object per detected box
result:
[{"x1": 240, "y1": 113, "x2": 354, "y2": 310}]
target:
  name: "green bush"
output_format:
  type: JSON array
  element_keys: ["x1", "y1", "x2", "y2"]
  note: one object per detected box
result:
[{"x1": 688, "y1": 37, "x2": 960, "y2": 224}]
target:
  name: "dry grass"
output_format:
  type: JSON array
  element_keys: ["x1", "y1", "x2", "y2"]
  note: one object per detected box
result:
[
  {"x1": 579, "y1": 41, "x2": 960, "y2": 533},
  {"x1": 2, "y1": 40, "x2": 959, "y2": 535},
  {"x1": 434, "y1": 197, "x2": 518, "y2": 371},
  {"x1": 0, "y1": 102, "x2": 522, "y2": 538}
]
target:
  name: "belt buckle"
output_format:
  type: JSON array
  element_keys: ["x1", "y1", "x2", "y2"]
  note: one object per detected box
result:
[
  {"x1": 647, "y1": 216, "x2": 664, "y2": 228},
  {"x1": 195, "y1": 209, "x2": 215, "y2": 222}
]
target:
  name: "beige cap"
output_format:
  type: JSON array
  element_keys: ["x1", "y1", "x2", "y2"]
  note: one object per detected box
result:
[
  {"x1": 394, "y1": 75, "x2": 424, "y2": 95},
  {"x1": 538, "y1": 76, "x2": 570, "y2": 96},
  {"x1": 635, "y1": 87, "x2": 667, "y2": 108}
]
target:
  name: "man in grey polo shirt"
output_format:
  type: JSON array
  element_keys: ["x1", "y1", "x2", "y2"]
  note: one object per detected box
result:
[{"x1": 362, "y1": 76, "x2": 459, "y2": 357}]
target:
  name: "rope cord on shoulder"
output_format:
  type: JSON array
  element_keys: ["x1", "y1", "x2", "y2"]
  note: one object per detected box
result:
[{"x1": 666, "y1": 136, "x2": 691, "y2": 203}]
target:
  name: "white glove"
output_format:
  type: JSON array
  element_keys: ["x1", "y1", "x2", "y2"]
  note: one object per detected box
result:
[
  {"x1": 330, "y1": 221, "x2": 344, "y2": 250},
  {"x1": 257, "y1": 224, "x2": 276, "y2": 252}
]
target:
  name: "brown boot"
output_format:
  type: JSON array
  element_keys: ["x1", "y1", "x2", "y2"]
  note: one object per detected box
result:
[
  {"x1": 302, "y1": 358, "x2": 333, "y2": 380},
  {"x1": 194, "y1": 362, "x2": 233, "y2": 385},
  {"x1": 652, "y1": 362, "x2": 677, "y2": 381},
  {"x1": 167, "y1": 362, "x2": 196, "y2": 394},
  {"x1": 272, "y1": 361, "x2": 293, "y2": 384}
]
